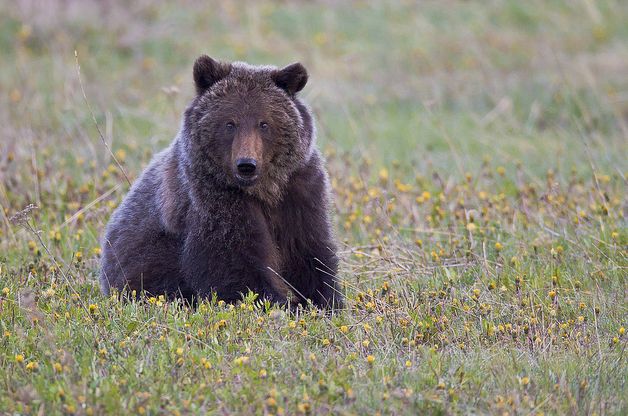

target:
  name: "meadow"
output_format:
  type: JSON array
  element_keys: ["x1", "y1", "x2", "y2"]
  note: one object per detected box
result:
[{"x1": 0, "y1": 0, "x2": 626, "y2": 414}]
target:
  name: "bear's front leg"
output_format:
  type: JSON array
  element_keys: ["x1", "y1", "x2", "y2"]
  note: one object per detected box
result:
[
  {"x1": 278, "y1": 158, "x2": 343, "y2": 310},
  {"x1": 311, "y1": 249, "x2": 342, "y2": 309},
  {"x1": 285, "y1": 240, "x2": 342, "y2": 310},
  {"x1": 276, "y1": 195, "x2": 342, "y2": 309}
]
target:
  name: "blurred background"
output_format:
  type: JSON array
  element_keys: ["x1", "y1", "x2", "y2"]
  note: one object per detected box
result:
[{"x1": 1, "y1": 0, "x2": 626, "y2": 216}]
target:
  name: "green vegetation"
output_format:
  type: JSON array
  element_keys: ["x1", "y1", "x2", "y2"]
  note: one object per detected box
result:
[{"x1": 1, "y1": 1, "x2": 626, "y2": 414}]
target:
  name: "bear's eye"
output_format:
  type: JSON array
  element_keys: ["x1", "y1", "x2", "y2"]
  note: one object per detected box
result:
[
  {"x1": 259, "y1": 121, "x2": 269, "y2": 130},
  {"x1": 225, "y1": 122, "x2": 236, "y2": 131}
]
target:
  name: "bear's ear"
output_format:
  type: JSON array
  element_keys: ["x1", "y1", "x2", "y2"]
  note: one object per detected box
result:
[
  {"x1": 272, "y1": 62, "x2": 308, "y2": 95},
  {"x1": 193, "y1": 55, "x2": 231, "y2": 95}
]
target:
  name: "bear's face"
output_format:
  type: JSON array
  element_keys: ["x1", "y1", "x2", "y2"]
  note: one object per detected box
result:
[{"x1": 182, "y1": 56, "x2": 314, "y2": 205}]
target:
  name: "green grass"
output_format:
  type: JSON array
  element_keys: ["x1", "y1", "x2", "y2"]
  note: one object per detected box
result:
[{"x1": 0, "y1": 0, "x2": 626, "y2": 414}]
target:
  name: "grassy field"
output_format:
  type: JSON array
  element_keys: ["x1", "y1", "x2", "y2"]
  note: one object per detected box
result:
[{"x1": 1, "y1": 0, "x2": 626, "y2": 414}]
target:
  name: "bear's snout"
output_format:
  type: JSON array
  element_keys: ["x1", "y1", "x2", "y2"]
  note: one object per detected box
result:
[
  {"x1": 236, "y1": 158, "x2": 257, "y2": 186},
  {"x1": 232, "y1": 131, "x2": 263, "y2": 187}
]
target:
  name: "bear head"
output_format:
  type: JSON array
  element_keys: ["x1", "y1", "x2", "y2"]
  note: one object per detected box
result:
[{"x1": 180, "y1": 55, "x2": 315, "y2": 206}]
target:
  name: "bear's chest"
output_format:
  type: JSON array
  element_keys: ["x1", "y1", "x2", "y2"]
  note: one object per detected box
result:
[{"x1": 258, "y1": 201, "x2": 306, "y2": 273}]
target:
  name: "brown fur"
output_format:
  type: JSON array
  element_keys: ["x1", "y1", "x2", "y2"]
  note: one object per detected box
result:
[{"x1": 100, "y1": 55, "x2": 342, "y2": 309}]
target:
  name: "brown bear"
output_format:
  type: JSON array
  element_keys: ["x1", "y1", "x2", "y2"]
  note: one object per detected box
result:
[{"x1": 100, "y1": 55, "x2": 342, "y2": 310}]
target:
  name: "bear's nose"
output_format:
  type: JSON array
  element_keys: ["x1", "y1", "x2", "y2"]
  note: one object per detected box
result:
[{"x1": 236, "y1": 158, "x2": 257, "y2": 177}]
